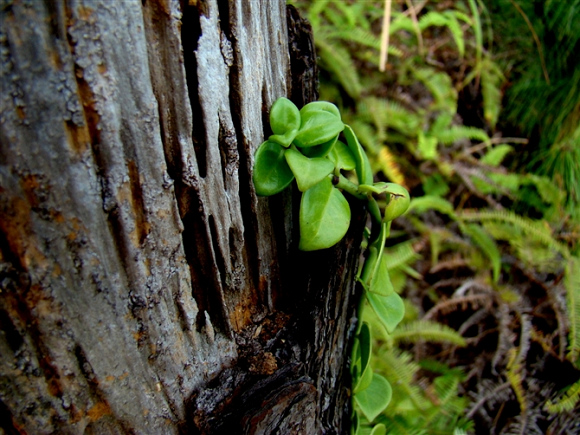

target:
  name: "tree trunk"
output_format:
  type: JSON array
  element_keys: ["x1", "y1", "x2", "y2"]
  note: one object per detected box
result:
[{"x1": 0, "y1": 1, "x2": 364, "y2": 433}]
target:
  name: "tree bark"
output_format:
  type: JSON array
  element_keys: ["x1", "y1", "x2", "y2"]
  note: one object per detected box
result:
[{"x1": 0, "y1": 1, "x2": 364, "y2": 433}]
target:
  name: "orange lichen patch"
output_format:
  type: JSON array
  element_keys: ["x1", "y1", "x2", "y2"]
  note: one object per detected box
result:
[
  {"x1": 86, "y1": 401, "x2": 112, "y2": 422},
  {"x1": 64, "y1": 120, "x2": 91, "y2": 154},
  {"x1": 20, "y1": 174, "x2": 41, "y2": 208},
  {"x1": 144, "y1": 256, "x2": 151, "y2": 276},
  {"x1": 125, "y1": 160, "x2": 151, "y2": 247},
  {"x1": 52, "y1": 263, "x2": 62, "y2": 277},
  {"x1": 104, "y1": 372, "x2": 131, "y2": 383},
  {"x1": 33, "y1": 295, "x2": 55, "y2": 318},
  {"x1": 230, "y1": 299, "x2": 254, "y2": 332},
  {"x1": 97, "y1": 63, "x2": 107, "y2": 75},
  {"x1": 77, "y1": 6, "x2": 94, "y2": 21},
  {"x1": 247, "y1": 351, "x2": 278, "y2": 375},
  {"x1": 156, "y1": 208, "x2": 170, "y2": 219},
  {"x1": 70, "y1": 405, "x2": 84, "y2": 423}
]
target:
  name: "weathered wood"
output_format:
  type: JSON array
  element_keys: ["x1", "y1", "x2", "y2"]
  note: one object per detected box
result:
[{"x1": 0, "y1": 1, "x2": 364, "y2": 433}]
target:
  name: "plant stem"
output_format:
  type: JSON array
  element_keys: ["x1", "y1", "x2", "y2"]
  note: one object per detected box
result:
[{"x1": 336, "y1": 174, "x2": 367, "y2": 200}]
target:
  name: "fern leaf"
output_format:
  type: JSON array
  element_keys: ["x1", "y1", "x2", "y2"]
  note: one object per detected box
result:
[
  {"x1": 481, "y1": 144, "x2": 514, "y2": 167},
  {"x1": 459, "y1": 210, "x2": 570, "y2": 258},
  {"x1": 389, "y1": 13, "x2": 416, "y2": 35},
  {"x1": 390, "y1": 320, "x2": 467, "y2": 346},
  {"x1": 408, "y1": 195, "x2": 456, "y2": 217},
  {"x1": 359, "y1": 97, "x2": 421, "y2": 137},
  {"x1": 435, "y1": 126, "x2": 489, "y2": 144},
  {"x1": 316, "y1": 38, "x2": 362, "y2": 99},
  {"x1": 480, "y1": 57, "x2": 505, "y2": 129},
  {"x1": 385, "y1": 241, "x2": 420, "y2": 270},
  {"x1": 506, "y1": 348, "x2": 527, "y2": 414},
  {"x1": 462, "y1": 223, "x2": 501, "y2": 283},
  {"x1": 418, "y1": 11, "x2": 449, "y2": 30},
  {"x1": 378, "y1": 349, "x2": 426, "y2": 411},
  {"x1": 377, "y1": 147, "x2": 406, "y2": 185},
  {"x1": 413, "y1": 68, "x2": 457, "y2": 113},
  {"x1": 417, "y1": 131, "x2": 439, "y2": 160},
  {"x1": 442, "y1": 11, "x2": 465, "y2": 56},
  {"x1": 566, "y1": 257, "x2": 580, "y2": 362},
  {"x1": 546, "y1": 378, "x2": 580, "y2": 414}
]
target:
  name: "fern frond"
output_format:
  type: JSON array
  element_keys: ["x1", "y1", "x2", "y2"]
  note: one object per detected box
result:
[
  {"x1": 331, "y1": 28, "x2": 404, "y2": 58},
  {"x1": 375, "y1": 349, "x2": 432, "y2": 416},
  {"x1": 390, "y1": 320, "x2": 466, "y2": 346},
  {"x1": 385, "y1": 241, "x2": 420, "y2": 270},
  {"x1": 461, "y1": 223, "x2": 501, "y2": 283},
  {"x1": 546, "y1": 378, "x2": 580, "y2": 414},
  {"x1": 506, "y1": 348, "x2": 527, "y2": 413},
  {"x1": 377, "y1": 147, "x2": 406, "y2": 185},
  {"x1": 442, "y1": 12, "x2": 465, "y2": 57},
  {"x1": 389, "y1": 13, "x2": 416, "y2": 35},
  {"x1": 479, "y1": 57, "x2": 505, "y2": 129},
  {"x1": 481, "y1": 144, "x2": 513, "y2": 167},
  {"x1": 408, "y1": 195, "x2": 456, "y2": 217},
  {"x1": 316, "y1": 37, "x2": 362, "y2": 99},
  {"x1": 433, "y1": 373, "x2": 461, "y2": 406},
  {"x1": 417, "y1": 131, "x2": 439, "y2": 160},
  {"x1": 435, "y1": 126, "x2": 489, "y2": 145},
  {"x1": 359, "y1": 97, "x2": 421, "y2": 137},
  {"x1": 413, "y1": 68, "x2": 457, "y2": 113},
  {"x1": 566, "y1": 257, "x2": 580, "y2": 362},
  {"x1": 459, "y1": 210, "x2": 570, "y2": 258}
]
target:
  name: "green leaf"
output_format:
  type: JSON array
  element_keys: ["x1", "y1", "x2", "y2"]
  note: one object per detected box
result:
[
  {"x1": 369, "y1": 255, "x2": 395, "y2": 297},
  {"x1": 301, "y1": 135, "x2": 338, "y2": 158},
  {"x1": 328, "y1": 140, "x2": 356, "y2": 171},
  {"x1": 359, "y1": 183, "x2": 410, "y2": 222},
  {"x1": 270, "y1": 97, "x2": 300, "y2": 135},
  {"x1": 370, "y1": 424, "x2": 387, "y2": 435},
  {"x1": 481, "y1": 144, "x2": 513, "y2": 167},
  {"x1": 354, "y1": 373, "x2": 392, "y2": 422},
  {"x1": 354, "y1": 322, "x2": 373, "y2": 393},
  {"x1": 269, "y1": 129, "x2": 298, "y2": 148},
  {"x1": 252, "y1": 140, "x2": 294, "y2": 196},
  {"x1": 408, "y1": 195, "x2": 455, "y2": 217},
  {"x1": 300, "y1": 100, "x2": 342, "y2": 120},
  {"x1": 299, "y1": 178, "x2": 351, "y2": 251},
  {"x1": 269, "y1": 97, "x2": 300, "y2": 147},
  {"x1": 294, "y1": 110, "x2": 344, "y2": 148},
  {"x1": 284, "y1": 148, "x2": 335, "y2": 192},
  {"x1": 344, "y1": 124, "x2": 373, "y2": 185},
  {"x1": 366, "y1": 290, "x2": 405, "y2": 334},
  {"x1": 418, "y1": 131, "x2": 439, "y2": 160}
]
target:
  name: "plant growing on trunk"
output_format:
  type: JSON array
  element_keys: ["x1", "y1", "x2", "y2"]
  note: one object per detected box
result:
[{"x1": 253, "y1": 97, "x2": 410, "y2": 429}]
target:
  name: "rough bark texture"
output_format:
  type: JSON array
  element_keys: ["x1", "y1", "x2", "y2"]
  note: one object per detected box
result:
[{"x1": 0, "y1": 1, "x2": 364, "y2": 433}]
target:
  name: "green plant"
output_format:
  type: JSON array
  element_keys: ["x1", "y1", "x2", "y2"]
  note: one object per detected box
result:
[{"x1": 252, "y1": 96, "x2": 410, "y2": 427}]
